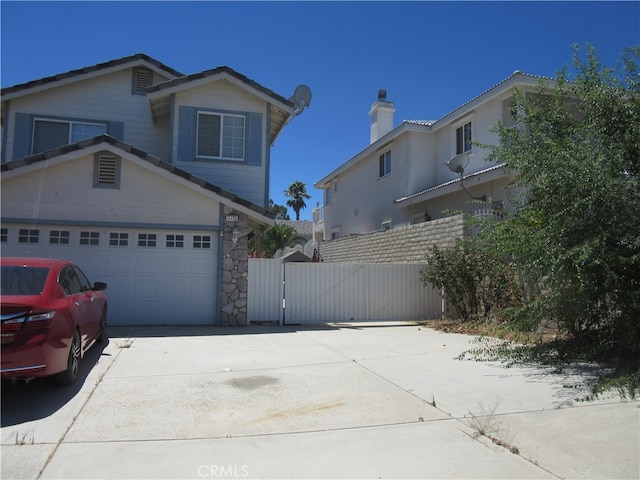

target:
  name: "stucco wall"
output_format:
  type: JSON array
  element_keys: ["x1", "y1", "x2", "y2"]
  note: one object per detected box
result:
[{"x1": 316, "y1": 214, "x2": 467, "y2": 264}]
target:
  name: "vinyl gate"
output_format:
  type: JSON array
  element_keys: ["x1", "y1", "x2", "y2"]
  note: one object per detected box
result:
[{"x1": 247, "y1": 260, "x2": 443, "y2": 325}]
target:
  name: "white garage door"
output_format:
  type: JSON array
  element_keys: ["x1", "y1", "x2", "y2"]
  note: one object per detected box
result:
[{"x1": 1, "y1": 225, "x2": 219, "y2": 325}]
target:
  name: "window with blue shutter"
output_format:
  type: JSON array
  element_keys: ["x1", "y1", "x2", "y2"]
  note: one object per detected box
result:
[
  {"x1": 10, "y1": 113, "x2": 124, "y2": 160},
  {"x1": 178, "y1": 107, "x2": 262, "y2": 165}
]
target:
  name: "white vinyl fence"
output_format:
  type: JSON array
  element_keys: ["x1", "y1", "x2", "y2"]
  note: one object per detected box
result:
[{"x1": 248, "y1": 260, "x2": 443, "y2": 325}]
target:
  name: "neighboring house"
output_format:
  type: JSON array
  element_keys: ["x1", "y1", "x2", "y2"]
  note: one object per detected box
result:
[
  {"x1": 275, "y1": 219, "x2": 313, "y2": 243},
  {"x1": 313, "y1": 72, "x2": 549, "y2": 240},
  {"x1": 1, "y1": 53, "x2": 308, "y2": 326}
]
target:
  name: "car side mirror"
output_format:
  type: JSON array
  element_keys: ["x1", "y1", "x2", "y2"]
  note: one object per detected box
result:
[{"x1": 93, "y1": 282, "x2": 108, "y2": 291}]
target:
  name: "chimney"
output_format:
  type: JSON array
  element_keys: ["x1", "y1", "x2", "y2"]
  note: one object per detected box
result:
[{"x1": 369, "y1": 89, "x2": 395, "y2": 144}]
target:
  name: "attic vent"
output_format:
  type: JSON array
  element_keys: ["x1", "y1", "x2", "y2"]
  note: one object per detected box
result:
[
  {"x1": 94, "y1": 153, "x2": 120, "y2": 188},
  {"x1": 133, "y1": 67, "x2": 153, "y2": 95},
  {"x1": 98, "y1": 154, "x2": 117, "y2": 184}
]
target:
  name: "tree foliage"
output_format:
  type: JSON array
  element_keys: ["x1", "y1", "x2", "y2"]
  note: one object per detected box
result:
[
  {"x1": 483, "y1": 45, "x2": 640, "y2": 368},
  {"x1": 249, "y1": 223, "x2": 305, "y2": 258},
  {"x1": 421, "y1": 45, "x2": 640, "y2": 392},
  {"x1": 284, "y1": 181, "x2": 311, "y2": 220},
  {"x1": 269, "y1": 199, "x2": 290, "y2": 220},
  {"x1": 420, "y1": 239, "x2": 521, "y2": 322}
]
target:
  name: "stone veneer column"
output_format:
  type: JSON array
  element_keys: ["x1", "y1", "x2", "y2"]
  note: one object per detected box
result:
[{"x1": 220, "y1": 214, "x2": 249, "y2": 326}]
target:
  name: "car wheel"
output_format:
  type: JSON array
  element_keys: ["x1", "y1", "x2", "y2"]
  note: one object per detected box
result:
[
  {"x1": 98, "y1": 311, "x2": 107, "y2": 343},
  {"x1": 56, "y1": 331, "x2": 81, "y2": 385}
]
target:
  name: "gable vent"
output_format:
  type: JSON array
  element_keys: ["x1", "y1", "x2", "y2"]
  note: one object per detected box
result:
[
  {"x1": 133, "y1": 67, "x2": 153, "y2": 94},
  {"x1": 98, "y1": 154, "x2": 118, "y2": 185}
]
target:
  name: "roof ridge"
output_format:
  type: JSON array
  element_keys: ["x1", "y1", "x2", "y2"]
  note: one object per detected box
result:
[
  {"x1": 1, "y1": 53, "x2": 184, "y2": 94},
  {"x1": 430, "y1": 71, "x2": 556, "y2": 125}
]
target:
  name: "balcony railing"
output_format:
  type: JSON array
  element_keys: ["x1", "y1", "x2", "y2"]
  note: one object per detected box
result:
[{"x1": 312, "y1": 206, "x2": 324, "y2": 224}]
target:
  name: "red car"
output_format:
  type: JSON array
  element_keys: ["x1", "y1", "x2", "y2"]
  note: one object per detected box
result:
[{"x1": 1, "y1": 257, "x2": 107, "y2": 385}]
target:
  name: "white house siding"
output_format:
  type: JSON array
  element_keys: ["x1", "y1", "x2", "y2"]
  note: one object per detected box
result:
[
  {"x1": 1, "y1": 154, "x2": 220, "y2": 227},
  {"x1": 171, "y1": 82, "x2": 269, "y2": 207},
  {"x1": 323, "y1": 135, "x2": 411, "y2": 236},
  {"x1": 2, "y1": 69, "x2": 173, "y2": 162}
]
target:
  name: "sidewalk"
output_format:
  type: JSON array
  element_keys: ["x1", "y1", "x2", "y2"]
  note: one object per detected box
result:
[{"x1": 2, "y1": 323, "x2": 638, "y2": 479}]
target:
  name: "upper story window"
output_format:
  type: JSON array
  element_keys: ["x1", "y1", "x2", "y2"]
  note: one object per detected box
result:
[
  {"x1": 325, "y1": 186, "x2": 331, "y2": 206},
  {"x1": 379, "y1": 150, "x2": 391, "y2": 178},
  {"x1": 33, "y1": 118, "x2": 106, "y2": 154},
  {"x1": 132, "y1": 67, "x2": 153, "y2": 95},
  {"x1": 456, "y1": 121, "x2": 472, "y2": 154},
  {"x1": 196, "y1": 112, "x2": 245, "y2": 161}
]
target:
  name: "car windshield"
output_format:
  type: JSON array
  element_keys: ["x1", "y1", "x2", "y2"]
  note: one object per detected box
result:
[{"x1": 1, "y1": 266, "x2": 49, "y2": 295}]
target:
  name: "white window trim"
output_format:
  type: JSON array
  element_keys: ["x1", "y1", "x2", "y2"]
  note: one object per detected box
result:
[
  {"x1": 196, "y1": 111, "x2": 245, "y2": 161},
  {"x1": 452, "y1": 116, "x2": 474, "y2": 156},
  {"x1": 378, "y1": 150, "x2": 392, "y2": 179}
]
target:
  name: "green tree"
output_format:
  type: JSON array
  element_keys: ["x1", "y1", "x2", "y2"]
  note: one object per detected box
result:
[
  {"x1": 249, "y1": 223, "x2": 306, "y2": 258},
  {"x1": 269, "y1": 199, "x2": 290, "y2": 220},
  {"x1": 284, "y1": 181, "x2": 311, "y2": 220},
  {"x1": 421, "y1": 238, "x2": 520, "y2": 322},
  {"x1": 487, "y1": 45, "x2": 640, "y2": 366}
]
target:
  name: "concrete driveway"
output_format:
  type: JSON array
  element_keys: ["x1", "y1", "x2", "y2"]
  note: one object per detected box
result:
[{"x1": 1, "y1": 322, "x2": 638, "y2": 479}]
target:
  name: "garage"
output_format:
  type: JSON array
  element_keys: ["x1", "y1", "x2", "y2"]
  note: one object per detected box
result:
[{"x1": 1, "y1": 225, "x2": 219, "y2": 325}]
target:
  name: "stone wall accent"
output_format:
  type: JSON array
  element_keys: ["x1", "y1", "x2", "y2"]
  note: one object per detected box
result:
[
  {"x1": 220, "y1": 214, "x2": 249, "y2": 326},
  {"x1": 317, "y1": 214, "x2": 467, "y2": 264}
]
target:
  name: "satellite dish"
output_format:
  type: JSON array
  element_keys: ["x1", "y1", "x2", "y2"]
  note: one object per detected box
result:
[
  {"x1": 290, "y1": 84, "x2": 312, "y2": 115},
  {"x1": 446, "y1": 153, "x2": 470, "y2": 174}
]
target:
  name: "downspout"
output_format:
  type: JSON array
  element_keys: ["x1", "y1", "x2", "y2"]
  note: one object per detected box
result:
[
  {"x1": 264, "y1": 106, "x2": 271, "y2": 209},
  {"x1": 1, "y1": 100, "x2": 10, "y2": 164},
  {"x1": 216, "y1": 203, "x2": 225, "y2": 326}
]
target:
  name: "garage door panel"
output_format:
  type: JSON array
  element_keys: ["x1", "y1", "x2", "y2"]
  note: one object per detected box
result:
[
  {"x1": 162, "y1": 256, "x2": 188, "y2": 274},
  {"x1": 189, "y1": 257, "x2": 217, "y2": 275},
  {"x1": 132, "y1": 277, "x2": 159, "y2": 300},
  {"x1": 107, "y1": 255, "x2": 132, "y2": 274},
  {"x1": 134, "y1": 255, "x2": 159, "y2": 274}
]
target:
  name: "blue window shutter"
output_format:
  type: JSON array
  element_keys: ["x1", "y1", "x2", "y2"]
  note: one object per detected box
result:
[
  {"x1": 107, "y1": 121, "x2": 124, "y2": 140},
  {"x1": 13, "y1": 113, "x2": 33, "y2": 159},
  {"x1": 245, "y1": 112, "x2": 263, "y2": 166},
  {"x1": 177, "y1": 106, "x2": 195, "y2": 161}
]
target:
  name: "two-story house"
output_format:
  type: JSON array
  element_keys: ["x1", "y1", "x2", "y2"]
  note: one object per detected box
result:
[
  {"x1": 314, "y1": 72, "x2": 547, "y2": 241},
  {"x1": 1, "y1": 53, "x2": 308, "y2": 326}
]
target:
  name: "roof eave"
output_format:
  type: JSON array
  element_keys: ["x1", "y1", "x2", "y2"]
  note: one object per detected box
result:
[{"x1": 394, "y1": 164, "x2": 513, "y2": 207}]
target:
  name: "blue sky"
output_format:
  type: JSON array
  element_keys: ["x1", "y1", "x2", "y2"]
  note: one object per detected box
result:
[{"x1": 2, "y1": 1, "x2": 639, "y2": 220}]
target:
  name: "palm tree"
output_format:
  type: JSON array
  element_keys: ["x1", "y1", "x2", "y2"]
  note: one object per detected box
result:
[
  {"x1": 249, "y1": 224, "x2": 305, "y2": 258},
  {"x1": 284, "y1": 181, "x2": 311, "y2": 220}
]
